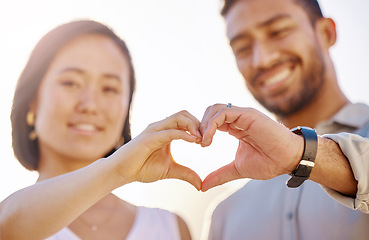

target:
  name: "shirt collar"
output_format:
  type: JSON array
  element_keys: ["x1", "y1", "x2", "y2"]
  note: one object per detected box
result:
[{"x1": 317, "y1": 103, "x2": 369, "y2": 130}]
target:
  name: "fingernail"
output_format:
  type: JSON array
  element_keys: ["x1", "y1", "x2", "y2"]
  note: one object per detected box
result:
[{"x1": 195, "y1": 138, "x2": 202, "y2": 144}]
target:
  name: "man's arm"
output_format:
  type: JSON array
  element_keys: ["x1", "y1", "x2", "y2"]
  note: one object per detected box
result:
[
  {"x1": 309, "y1": 136, "x2": 357, "y2": 197},
  {"x1": 199, "y1": 104, "x2": 366, "y2": 205},
  {"x1": 320, "y1": 133, "x2": 369, "y2": 213}
]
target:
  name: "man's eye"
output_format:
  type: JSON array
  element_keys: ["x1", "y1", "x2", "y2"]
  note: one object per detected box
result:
[
  {"x1": 270, "y1": 28, "x2": 290, "y2": 38},
  {"x1": 271, "y1": 30, "x2": 284, "y2": 37},
  {"x1": 235, "y1": 46, "x2": 251, "y2": 58}
]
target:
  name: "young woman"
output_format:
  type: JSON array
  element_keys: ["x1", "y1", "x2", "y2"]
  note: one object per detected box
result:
[{"x1": 0, "y1": 20, "x2": 202, "y2": 240}]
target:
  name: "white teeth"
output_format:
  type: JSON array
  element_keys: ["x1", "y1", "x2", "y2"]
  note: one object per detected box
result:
[
  {"x1": 74, "y1": 124, "x2": 97, "y2": 131},
  {"x1": 264, "y1": 68, "x2": 291, "y2": 86}
]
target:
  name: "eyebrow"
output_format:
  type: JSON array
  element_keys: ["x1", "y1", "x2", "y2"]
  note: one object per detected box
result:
[
  {"x1": 58, "y1": 67, "x2": 84, "y2": 74},
  {"x1": 58, "y1": 67, "x2": 122, "y2": 82},
  {"x1": 229, "y1": 14, "x2": 292, "y2": 46}
]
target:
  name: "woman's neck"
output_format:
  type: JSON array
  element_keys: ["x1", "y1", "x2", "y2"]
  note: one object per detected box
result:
[{"x1": 37, "y1": 152, "x2": 97, "y2": 182}]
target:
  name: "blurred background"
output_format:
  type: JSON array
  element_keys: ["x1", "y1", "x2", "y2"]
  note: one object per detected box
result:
[{"x1": 0, "y1": 1, "x2": 368, "y2": 239}]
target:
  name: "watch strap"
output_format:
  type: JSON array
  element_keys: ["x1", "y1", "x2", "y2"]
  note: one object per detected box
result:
[{"x1": 286, "y1": 126, "x2": 318, "y2": 188}]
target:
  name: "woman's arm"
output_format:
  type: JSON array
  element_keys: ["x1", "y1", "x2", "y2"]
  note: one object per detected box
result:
[
  {"x1": 0, "y1": 111, "x2": 202, "y2": 240},
  {"x1": 0, "y1": 158, "x2": 125, "y2": 240}
]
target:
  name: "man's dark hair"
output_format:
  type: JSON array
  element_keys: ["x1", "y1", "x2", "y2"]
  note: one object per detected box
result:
[{"x1": 221, "y1": 0, "x2": 323, "y2": 24}]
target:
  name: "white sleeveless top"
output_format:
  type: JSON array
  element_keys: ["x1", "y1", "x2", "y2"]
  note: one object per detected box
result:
[{"x1": 45, "y1": 206, "x2": 180, "y2": 240}]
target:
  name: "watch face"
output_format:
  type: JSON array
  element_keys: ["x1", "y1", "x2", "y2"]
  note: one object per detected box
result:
[{"x1": 291, "y1": 126, "x2": 303, "y2": 134}]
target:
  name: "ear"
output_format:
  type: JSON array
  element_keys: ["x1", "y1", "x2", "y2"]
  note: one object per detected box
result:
[{"x1": 315, "y1": 17, "x2": 337, "y2": 49}]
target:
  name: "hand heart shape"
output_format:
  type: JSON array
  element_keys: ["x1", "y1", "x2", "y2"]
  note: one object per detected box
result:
[
  {"x1": 124, "y1": 104, "x2": 303, "y2": 192},
  {"x1": 195, "y1": 104, "x2": 301, "y2": 192}
]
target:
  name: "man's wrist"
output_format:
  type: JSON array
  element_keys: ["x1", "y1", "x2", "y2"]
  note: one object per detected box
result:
[{"x1": 287, "y1": 133, "x2": 305, "y2": 174}]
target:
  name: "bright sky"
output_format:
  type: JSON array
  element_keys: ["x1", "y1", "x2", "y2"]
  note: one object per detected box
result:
[{"x1": 0, "y1": 1, "x2": 368, "y2": 239}]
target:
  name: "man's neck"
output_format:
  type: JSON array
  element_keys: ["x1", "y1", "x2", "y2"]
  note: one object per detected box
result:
[{"x1": 277, "y1": 90, "x2": 350, "y2": 129}]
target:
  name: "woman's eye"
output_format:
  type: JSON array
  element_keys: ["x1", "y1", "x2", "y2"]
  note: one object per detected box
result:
[
  {"x1": 103, "y1": 86, "x2": 120, "y2": 94},
  {"x1": 60, "y1": 80, "x2": 80, "y2": 88}
]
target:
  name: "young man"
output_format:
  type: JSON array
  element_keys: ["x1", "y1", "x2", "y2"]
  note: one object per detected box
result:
[{"x1": 203, "y1": 0, "x2": 369, "y2": 239}]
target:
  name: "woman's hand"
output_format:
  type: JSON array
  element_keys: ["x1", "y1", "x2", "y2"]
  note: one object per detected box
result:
[
  {"x1": 110, "y1": 110, "x2": 203, "y2": 190},
  {"x1": 0, "y1": 111, "x2": 203, "y2": 240}
]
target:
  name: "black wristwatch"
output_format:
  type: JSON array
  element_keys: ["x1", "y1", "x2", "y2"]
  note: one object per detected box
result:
[{"x1": 286, "y1": 126, "x2": 318, "y2": 188}]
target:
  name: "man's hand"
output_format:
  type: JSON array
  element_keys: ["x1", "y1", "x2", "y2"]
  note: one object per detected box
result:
[{"x1": 199, "y1": 104, "x2": 304, "y2": 191}]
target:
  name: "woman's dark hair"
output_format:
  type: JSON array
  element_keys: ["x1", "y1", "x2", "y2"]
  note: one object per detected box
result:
[
  {"x1": 221, "y1": 0, "x2": 323, "y2": 25},
  {"x1": 11, "y1": 20, "x2": 136, "y2": 170}
]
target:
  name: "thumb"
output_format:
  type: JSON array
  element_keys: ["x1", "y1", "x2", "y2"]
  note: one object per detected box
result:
[
  {"x1": 167, "y1": 163, "x2": 202, "y2": 191},
  {"x1": 201, "y1": 161, "x2": 241, "y2": 192}
]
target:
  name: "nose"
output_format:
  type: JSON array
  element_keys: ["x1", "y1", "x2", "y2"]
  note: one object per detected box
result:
[
  {"x1": 76, "y1": 87, "x2": 98, "y2": 114},
  {"x1": 252, "y1": 41, "x2": 280, "y2": 69}
]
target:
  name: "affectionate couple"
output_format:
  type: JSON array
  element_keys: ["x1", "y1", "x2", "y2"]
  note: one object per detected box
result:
[{"x1": 1, "y1": 0, "x2": 369, "y2": 240}]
